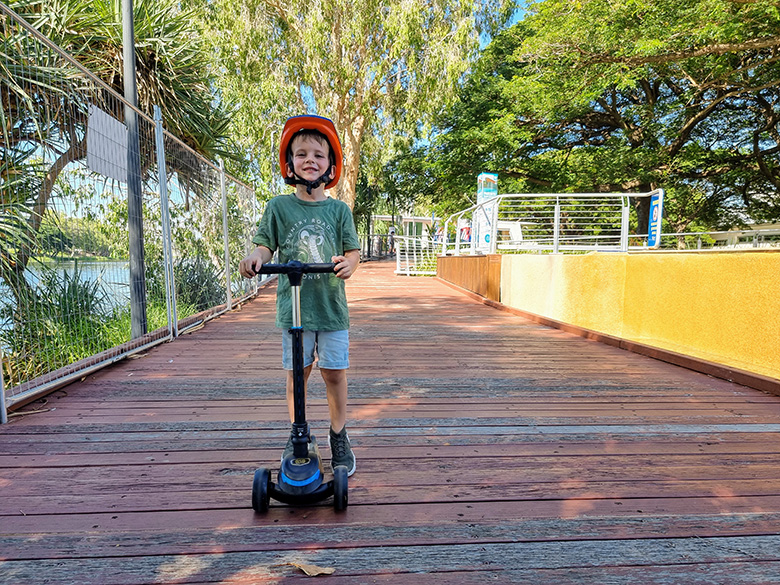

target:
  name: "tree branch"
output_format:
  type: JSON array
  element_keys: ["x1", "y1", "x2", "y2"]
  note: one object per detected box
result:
[{"x1": 583, "y1": 37, "x2": 780, "y2": 68}]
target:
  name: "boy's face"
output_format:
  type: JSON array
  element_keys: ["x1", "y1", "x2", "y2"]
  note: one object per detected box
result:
[{"x1": 287, "y1": 135, "x2": 333, "y2": 183}]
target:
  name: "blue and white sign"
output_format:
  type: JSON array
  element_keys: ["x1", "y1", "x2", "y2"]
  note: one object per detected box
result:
[
  {"x1": 647, "y1": 190, "x2": 664, "y2": 248},
  {"x1": 475, "y1": 173, "x2": 498, "y2": 253}
]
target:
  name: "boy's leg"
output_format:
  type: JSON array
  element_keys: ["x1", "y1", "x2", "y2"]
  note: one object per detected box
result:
[
  {"x1": 320, "y1": 368, "x2": 348, "y2": 432},
  {"x1": 323, "y1": 367, "x2": 355, "y2": 476},
  {"x1": 316, "y1": 330, "x2": 355, "y2": 476}
]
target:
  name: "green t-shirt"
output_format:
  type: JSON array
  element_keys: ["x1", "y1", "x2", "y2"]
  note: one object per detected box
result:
[{"x1": 252, "y1": 194, "x2": 360, "y2": 331}]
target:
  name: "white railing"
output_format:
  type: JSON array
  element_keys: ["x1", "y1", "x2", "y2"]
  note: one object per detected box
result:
[
  {"x1": 441, "y1": 191, "x2": 661, "y2": 256},
  {"x1": 395, "y1": 236, "x2": 438, "y2": 276}
]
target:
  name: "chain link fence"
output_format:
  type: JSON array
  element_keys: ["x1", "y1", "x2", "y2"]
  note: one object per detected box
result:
[{"x1": 1, "y1": 4, "x2": 262, "y2": 418}]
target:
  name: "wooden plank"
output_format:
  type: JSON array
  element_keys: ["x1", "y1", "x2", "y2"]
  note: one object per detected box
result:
[
  {"x1": 3, "y1": 437, "x2": 780, "y2": 466},
  {"x1": 2, "y1": 537, "x2": 780, "y2": 584},
  {"x1": 3, "y1": 512, "x2": 780, "y2": 559}
]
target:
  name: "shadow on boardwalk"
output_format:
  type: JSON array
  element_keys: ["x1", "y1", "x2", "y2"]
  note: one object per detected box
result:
[{"x1": 3, "y1": 260, "x2": 780, "y2": 584}]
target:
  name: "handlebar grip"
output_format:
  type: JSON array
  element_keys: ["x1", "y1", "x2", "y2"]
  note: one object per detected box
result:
[{"x1": 301, "y1": 263, "x2": 338, "y2": 274}]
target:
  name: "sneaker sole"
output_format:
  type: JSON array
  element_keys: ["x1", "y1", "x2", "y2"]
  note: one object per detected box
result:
[
  {"x1": 329, "y1": 434, "x2": 356, "y2": 477},
  {"x1": 333, "y1": 458, "x2": 356, "y2": 477}
]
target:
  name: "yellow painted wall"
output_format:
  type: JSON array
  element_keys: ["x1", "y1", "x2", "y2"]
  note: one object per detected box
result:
[{"x1": 500, "y1": 251, "x2": 780, "y2": 380}]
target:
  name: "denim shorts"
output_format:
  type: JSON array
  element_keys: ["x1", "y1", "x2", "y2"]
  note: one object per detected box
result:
[{"x1": 282, "y1": 329, "x2": 350, "y2": 370}]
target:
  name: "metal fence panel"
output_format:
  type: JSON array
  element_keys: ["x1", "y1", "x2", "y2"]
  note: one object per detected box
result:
[{"x1": 0, "y1": 4, "x2": 258, "y2": 412}]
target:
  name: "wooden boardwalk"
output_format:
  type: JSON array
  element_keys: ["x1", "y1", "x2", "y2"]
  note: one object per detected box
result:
[{"x1": 2, "y1": 259, "x2": 780, "y2": 584}]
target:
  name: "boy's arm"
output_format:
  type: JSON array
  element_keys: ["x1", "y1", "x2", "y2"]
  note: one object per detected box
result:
[
  {"x1": 332, "y1": 249, "x2": 360, "y2": 280},
  {"x1": 239, "y1": 245, "x2": 274, "y2": 278}
]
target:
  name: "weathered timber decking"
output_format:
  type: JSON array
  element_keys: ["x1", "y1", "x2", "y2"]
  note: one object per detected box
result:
[{"x1": 2, "y1": 259, "x2": 780, "y2": 584}]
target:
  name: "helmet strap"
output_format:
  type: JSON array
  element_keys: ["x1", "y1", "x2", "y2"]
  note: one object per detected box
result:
[{"x1": 284, "y1": 167, "x2": 333, "y2": 194}]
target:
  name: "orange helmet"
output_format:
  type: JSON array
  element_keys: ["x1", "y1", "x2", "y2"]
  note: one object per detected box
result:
[{"x1": 279, "y1": 115, "x2": 343, "y2": 191}]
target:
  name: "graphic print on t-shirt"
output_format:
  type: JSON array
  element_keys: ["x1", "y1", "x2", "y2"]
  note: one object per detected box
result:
[
  {"x1": 297, "y1": 223, "x2": 327, "y2": 263},
  {"x1": 282, "y1": 218, "x2": 337, "y2": 279}
]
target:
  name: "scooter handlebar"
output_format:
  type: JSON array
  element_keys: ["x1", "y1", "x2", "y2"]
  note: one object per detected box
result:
[{"x1": 252, "y1": 261, "x2": 336, "y2": 277}]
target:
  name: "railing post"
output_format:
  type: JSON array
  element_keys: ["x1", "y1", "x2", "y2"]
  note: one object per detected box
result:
[
  {"x1": 553, "y1": 202, "x2": 561, "y2": 254},
  {"x1": 1, "y1": 349, "x2": 7, "y2": 424},
  {"x1": 441, "y1": 218, "x2": 450, "y2": 256},
  {"x1": 489, "y1": 196, "x2": 500, "y2": 254},
  {"x1": 620, "y1": 196, "x2": 630, "y2": 252},
  {"x1": 154, "y1": 105, "x2": 178, "y2": 339},
  {"x1": 252, "y1": 191, "x2": 259, "y2": 295},
  {"x1": 219, "y1": 159, "x2": 232, "y2": 311},
  {"x1": 455, "y1": 214, "x2": 462, "y2": 256}
]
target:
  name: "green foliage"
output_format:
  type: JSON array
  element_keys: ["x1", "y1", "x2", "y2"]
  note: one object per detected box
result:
[
  {"x1": 0, "y1": 257, "x2": 197, "y2": 387},
  {"x1": 1, "y1": 0, "x2": 244, "y2": 300},
  {"x1": 391, "y1": 0, "x2": 780, "y2": 231},
  {"x1": 174, "y1": 256, "x2": 225, "y2": 313},
  {"x1": 1, "y1": 262, "x2": 112, "y2": 385},
  {"x1": 12, "y1": 0, "x2": 235, "y2": 163},
  {"x1": 37, "y1": 211, "x2": 119, "y2": 259}
]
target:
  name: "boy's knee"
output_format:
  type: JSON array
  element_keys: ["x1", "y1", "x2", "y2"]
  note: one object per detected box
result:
[{"x1": 320, "y1": 367, "x2": 346, "y2": 384}]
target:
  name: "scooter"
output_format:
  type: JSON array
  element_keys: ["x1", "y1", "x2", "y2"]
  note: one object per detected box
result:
[{"x1": 250, "y1": 260, "x2": 348, "y2": 512}]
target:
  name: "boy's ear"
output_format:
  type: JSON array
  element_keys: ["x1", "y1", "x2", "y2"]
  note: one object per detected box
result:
[{"x1": 285, "y1": 162, "x2": 295, "y2": 178}]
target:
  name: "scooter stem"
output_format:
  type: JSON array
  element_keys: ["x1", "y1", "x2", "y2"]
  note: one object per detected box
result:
[{"x1": 250, "y1": 261, "x2": 336, "y2": 459}]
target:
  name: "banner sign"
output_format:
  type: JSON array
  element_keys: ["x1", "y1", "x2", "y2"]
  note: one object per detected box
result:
[{"x1": 647, "y1": 191, "x2": 664, "y2": 248}]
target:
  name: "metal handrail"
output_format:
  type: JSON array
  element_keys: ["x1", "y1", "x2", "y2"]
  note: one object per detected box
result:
[{"x1": 441, "y1": 191, "x2": 661, "y2": 256}]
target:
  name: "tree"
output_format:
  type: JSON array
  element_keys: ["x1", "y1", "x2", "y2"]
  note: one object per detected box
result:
[
  {"x1": 397, "y1": 0, "x2": 780, "y2": 231},
  {"x1": 1, "y1": 0, "x2": 236, "y2": 298},
  {"x1": 203, "y1": 0, "x2": 517, "y2": 209}
]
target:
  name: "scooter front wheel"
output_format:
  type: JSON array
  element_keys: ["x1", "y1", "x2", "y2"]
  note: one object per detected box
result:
[
  {"x1": 252, "y1": 467, "x2": 271, "y2": 513},
  {"x1": 333, "y1": 465, "x2": 348, "y2": 511}
]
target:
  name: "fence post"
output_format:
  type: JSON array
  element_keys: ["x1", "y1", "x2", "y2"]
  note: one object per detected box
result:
[
  {"x1": 1, "y1": 350, "x2": 7, "y2": 424},
  {"x1": 553, "y1": 201, "x2": 561, "y2": 254},
  {"x1": 219, "y1": 160, "x2": 233, "y2": 311},
  {"x1": 153, "y1": 106, "x2": 178, "y2": 339}
]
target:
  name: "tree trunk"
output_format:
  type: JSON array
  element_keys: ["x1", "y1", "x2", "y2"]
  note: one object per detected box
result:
[
  {"x1": 1, "y1": 134, "x2": 87, "y2": 307},
  {"x1": 337, "y1": 145, "x2": 359, "y2": 210},
  {"x1": 333, "y1": 115, "x2": 365, "y2": 210},
  {"x1": 633, "y1": 184, "x2": 654, "y2": 236}
]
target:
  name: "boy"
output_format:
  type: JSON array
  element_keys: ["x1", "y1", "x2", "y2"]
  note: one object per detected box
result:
[{"x1": 239, "y1": 115, "x2": 360, "y2": 476}]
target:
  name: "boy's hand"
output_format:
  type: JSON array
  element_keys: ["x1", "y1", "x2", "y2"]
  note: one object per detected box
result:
[
  {"x1": 239, "y1": 246, "x2": 272, "y2": 278},
  {"x1": 332, "y1": 250, "x2": 359, "y2": 280}
]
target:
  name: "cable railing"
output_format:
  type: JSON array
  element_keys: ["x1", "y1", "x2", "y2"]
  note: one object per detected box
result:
[
  {"x1": 0, "y1": 4, "x2": 264, "y2": 419},
  {"x1": 395, "y1": 236, "x2": 438, "y2": 276},
  {"x1": 441, "y1": 191, "x2": 656, "y2": 255}
]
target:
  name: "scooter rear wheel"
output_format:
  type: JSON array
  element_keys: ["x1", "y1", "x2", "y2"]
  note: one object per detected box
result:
[
  {"x1": 333, "y1": 465, "x2": 348, "y2": 511},
  {"x1": 252, "y1": 467, "x2": 271, "y2": 513}
]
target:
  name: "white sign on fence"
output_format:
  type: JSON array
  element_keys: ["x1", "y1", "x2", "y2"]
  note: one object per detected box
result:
[{"x1": 87, "y1": 105, "x2": 128, "y2": 183}]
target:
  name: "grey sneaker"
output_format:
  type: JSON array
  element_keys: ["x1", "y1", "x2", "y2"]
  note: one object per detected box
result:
[
  {"x1": 329, "y1": 426, "x2": 356, "y2": 476},
  {"x1": 282, "y1": 428, "x2": 315, "y2": 462},
  {"x1": 281, "y1": 432, "x2": 295, "y2": 462}
]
